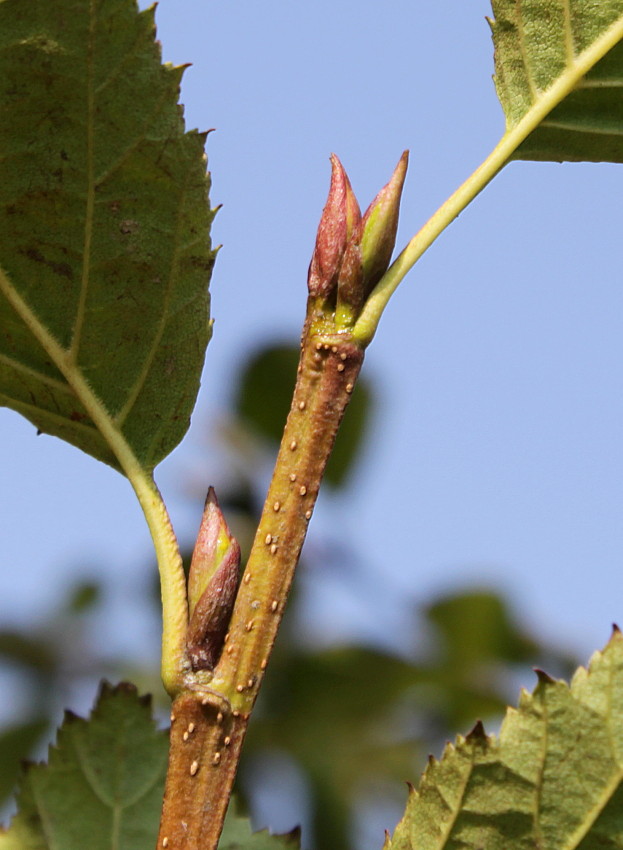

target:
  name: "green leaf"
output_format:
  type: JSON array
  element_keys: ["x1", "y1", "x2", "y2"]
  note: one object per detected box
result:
[
  {"x1": 0, "y1": 682, "x2": 299, "y2": 850},
  {"x1": 234, "y1": 343, "x2": 373, "y2": 487},
  {"x1": 0, "y1": 0, "x2": 215, "y2": 474},
  {"x1": 426, "y1": 590, "x2": 540, "y2": 669},
  {"x1": 240, "y1": 588, "x2": 575, "y2": 850},
  {"x1": 386, "y1": 628, "x2": 623, "y2": 850},
  {"x1": 220, "y1": 798, "x2": 301, "y2": 850},
  {"x1": 491, "y1": 0, "x2": 623, "y2": 161},
  {"x1": 0, "y1": 720, "x2": 48, "y2": 806},
  {"x1": 0, "y1": 682, "x2": 168, "y2": 850}
]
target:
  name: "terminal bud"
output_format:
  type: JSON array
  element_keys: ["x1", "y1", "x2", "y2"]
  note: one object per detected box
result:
[{"x1": 307, "y1": 154, "x2": 361, "y2": 299}]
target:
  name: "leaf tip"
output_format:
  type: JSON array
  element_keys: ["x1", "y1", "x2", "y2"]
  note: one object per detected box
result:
[
  {"x1": 285, "y1": 825, "x2": 302, "y2": 847},
  {"x1": 63, "y1": 709, "x2": 80, "y2": 724},
  {"x1": 534, "y1": 667, "x2": 556, "y2": 685},
  {"x1": 466, "y1": 719, "x2": 487, "y2": 741}
]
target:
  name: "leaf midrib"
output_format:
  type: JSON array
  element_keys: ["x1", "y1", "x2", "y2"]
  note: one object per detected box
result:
[
  {"x1": 562, "y1": 659, "x2": 622, "y2": 850},
  {"x1": 0, "y1": 351, "x2": 71, "y2": 395},
  {"x1": 516, "y1": 0, "x2": 539, "y2": 102},
  {"x1": 563, "y1": 0, "x2": 575, "y2": 67},
  {"x1": 64, "y1": 3, "x2": 194, "y2": 435},
  {"x1": 508, "y1": 10, "x2": 623, "y2": 133},
  {"x1": 0, "y1": 263, "x2": 144, "y2": 478}
]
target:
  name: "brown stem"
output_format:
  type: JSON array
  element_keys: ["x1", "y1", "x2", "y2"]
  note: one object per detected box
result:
[
  {"x1": 157, "y1": 694, "x2": 247, "y2": 849},
  {"x1": 157, "y1": 301, "x2": 364, "y2": 849}
]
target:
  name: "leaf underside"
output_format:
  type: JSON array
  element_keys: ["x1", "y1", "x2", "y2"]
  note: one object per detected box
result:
[
  {"x1": 490, "y1": 0, "x2": 623, "y2": 161},
  {"x1": 0, "y1": 0, "x2": 215, "y2": 473},
  {"x1": 387, "y1": 629, "x2": 623, "y2": 850}
]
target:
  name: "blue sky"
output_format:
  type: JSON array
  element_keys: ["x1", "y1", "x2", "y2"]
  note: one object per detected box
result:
[{"x1": 1, "y1": 0, "x2": 622, "y2": 729}]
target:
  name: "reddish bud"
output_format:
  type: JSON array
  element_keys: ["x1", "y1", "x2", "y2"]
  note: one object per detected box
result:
[
  {"x1": 307, "y1": 154, "x2": 361, "y2": 299},
  {"x1": 186, "y1": 487, "x2": 241, "y2": 671},
  {"x1": 336, "y1": 236, "x2": 364, "y2": 313},
  {"x1": 359, "y1": 150, "x2": 409, "y2": 293}
]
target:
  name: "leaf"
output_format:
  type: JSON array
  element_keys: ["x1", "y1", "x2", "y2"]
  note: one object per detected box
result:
[
  {"x1": 426, "y1": 589, "x2": 540, "y2": 669},
  {"x1": 239, "y1": 588, "x2": 576, "y2": 850},
  {"x1": 234, "y1": 343, "x2": 373, "y2": 487},
  {"x1": 220, "y1": 798, "x2": 301, "y2": 850},
  {"x1": 386, "y1": 628, "x2": 623, "y2": 850},
  {"x1": 0, "y1": 720, "x2": 48, "y2": 806},
  {"x1": 490, "y1": 0, "x2": 623, "y2": 161},
  {"x1": 0, "y1": 0, "x2": 215, "y2": 474},
  {"x1": 0, "y1": 682, "x2": 300, "y2": 850},
  {"x1": 0, "y1": 631, "x2": 56, "y2": 673},
  {"x1": 0, "y1": 682, "x2": 168, "y2": 850}
]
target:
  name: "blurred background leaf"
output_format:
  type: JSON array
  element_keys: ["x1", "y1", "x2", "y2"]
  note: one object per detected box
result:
[
  {"x1": 235, "y1": 343, "x2": 373, "y2": 488},
  {"x1": 0, "y1": 721, "x2": 47, "y2": 806}
]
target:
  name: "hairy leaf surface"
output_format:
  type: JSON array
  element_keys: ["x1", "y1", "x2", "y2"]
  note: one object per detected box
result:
[
  {"x1": 386, "y1": 629, "x2": 623, "y2": 850},
  {"x1": 491, "y1": 0, "x2": 623, "y2": 161},
  {"x1": 0, "y1": 0, "x2": 215, "y2": 473}
]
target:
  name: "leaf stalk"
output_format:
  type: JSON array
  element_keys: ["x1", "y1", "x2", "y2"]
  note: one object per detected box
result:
[
  {"x1": 0, "y1": 263, "x2": 188, "y2": 695},
  {"x1": 353, "y1": 11, "x2": 623, "y2": 344}
]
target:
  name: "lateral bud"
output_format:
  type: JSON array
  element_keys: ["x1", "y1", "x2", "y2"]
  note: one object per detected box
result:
[
  {"x1": 186, "y1": 487, "x2": 241, "y2": 672},
  {"x1": 359, "y1": 150, "x2": 409, "y2": 294},
  {"x1": 307, "y1": 153, "x2": 361, "y2": 299}
]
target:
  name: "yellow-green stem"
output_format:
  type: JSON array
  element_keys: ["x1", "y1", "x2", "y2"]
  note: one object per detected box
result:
[
  {"x1": 0, "y1": 265, "x2": 188, "y2": 695},
  {"x1": 127, "y1": 469, "x2": 187, "y2": 695},
  {"x1": 212, "y1": 310, "x2": 365, "y2": 712},
  {"x1": 352, "y1": 132, "x2": 514, "y2": 345}
]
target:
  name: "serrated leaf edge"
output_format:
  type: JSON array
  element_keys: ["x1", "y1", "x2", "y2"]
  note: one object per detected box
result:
[{"x1": 391, "y1": 631, "x2": 623, "y2": 850}]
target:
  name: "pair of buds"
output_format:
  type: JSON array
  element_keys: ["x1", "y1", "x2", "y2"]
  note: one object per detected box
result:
[
  {"x1": 185, "y1": 155, "x2": 409, "y2": 668},
  {"x1": 307, "y1": 151, "x2": 409, "y2": 322}
]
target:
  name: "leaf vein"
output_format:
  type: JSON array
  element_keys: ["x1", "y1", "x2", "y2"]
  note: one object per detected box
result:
[
  {"x1": 69, "y1": 0, "x2": 97, "y2": 363},
  {"x1": 0, "y1": 262, "x2": 150, "y2": 479},
  {"x1": 516, "y1": 0, "x2": 539, "y2": 101},
  {"x1": 540, "y1": 117, "x2": 623, "y2": 135},
  {"x1": 93, "y1": 11, "x2": 149, "y2": 99},
  {"x1": 0, "y1": 391, "x2": 100, "y2": 438},
  {"x1": 28, "y1": 774, "x2": 58, "y2": 848},
  {"x1": 71, "y1": 731, "x2": 118, "y2": 813},
  {"x1": 435, "y1": 744, "x2": 480, "y2": 845},
  {"x1": 531, "y1": 693, "x2": 548, "y2": 847},
  {"x1": 113, "y1": 161, "x2": 197, "y2": 429},
  {"x1": 563, "y1": 0, "x2": 576, "y2": 64},
  {"x1": 0, "y1": 352, "x2": 72, "y2": 395},
  {"x1": 93, "y1": 77, "x2": 180, "y2": 188},
  {"x1": 562, "y1": 769, "x2": 623, "y2": 848},
  {"x1": 577, "y1": 77, "x2": 623, "y2": 88}
]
